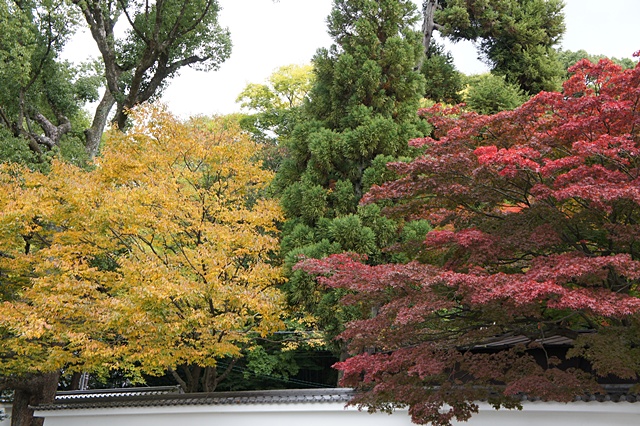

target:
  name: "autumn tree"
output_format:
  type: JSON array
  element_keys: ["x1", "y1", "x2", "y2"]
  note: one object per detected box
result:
[
  {"x1": 0, "y1": 105, "x2": 284, "y2": 424},
  {"x1": 420, "y1": 0, "x2": 565, "y2": 94},
  {"x1": 300, "y1": 57, "x2": 640, "y2": 425},
  {"x1": 275, "y1": 0, "x2": 429, "y2": 353}
]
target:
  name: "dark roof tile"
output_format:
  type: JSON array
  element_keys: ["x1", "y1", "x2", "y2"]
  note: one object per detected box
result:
[
  {"x1": 36, "y1": 388, "x2": 353, "y2": 411},
  {"x1": 34, "y1": 384, "x2": 640, "y2": 411}
]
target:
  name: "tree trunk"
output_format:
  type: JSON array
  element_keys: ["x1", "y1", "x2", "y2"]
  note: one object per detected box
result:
[
  {"x1": 336, "y1": 343, "x2": 349, "y2": 385},
  {"x1": 85, "y1": 89, "x2": 116, "y2": 159},
  {"x1": 169, "y1": 362, "x2": 237, "y2": 393},
  {"x1": 418, "y1": 0, "x2": 441, "y2": 69},
  {"x1": 69, "y1": 372, "x2": 82, "y2": 391},
  {"x1": 9, "y1": 372, "x2": 59, "y2": 426}
]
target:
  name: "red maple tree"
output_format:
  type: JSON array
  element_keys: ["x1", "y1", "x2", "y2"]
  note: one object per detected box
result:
[{"x1": 298, "y1": 56, "x2": 640, "y2": 425}]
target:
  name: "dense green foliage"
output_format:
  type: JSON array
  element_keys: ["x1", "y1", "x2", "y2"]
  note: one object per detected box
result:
[
  {"x1": 0, "y1": 0, "x2": 94, "y2": 167},
  {"x1": 0, "y1": 0, "x2": 232, "y2": 161},
  {"x1": 558, "y1": 49, "x2": 637, "y2": 75},
  {"x1": 463, "y1": 73, "x2": 527, "y2": 114},
  {"x1": 432, "y1": 0, "x2": 565, "y2": 94},
  {"x1": 274, "y1": 0, "x2": 431, "y2": 351},
  {"x1": 420, "y1": 43, "x2": 463, "y2": 104}
]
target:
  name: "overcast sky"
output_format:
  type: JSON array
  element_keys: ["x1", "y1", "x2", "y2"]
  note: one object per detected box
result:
[{"x1": 65, "y1": 0, "x2": 640, "y2": 118}]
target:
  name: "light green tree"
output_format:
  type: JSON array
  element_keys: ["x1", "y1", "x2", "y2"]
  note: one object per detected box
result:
[
  {"x1": 464, "y1": 73, "x2": 527, "y2": 114},
  {"x1": 236, "y1": 64, "x2": 314, "y2": 170}
]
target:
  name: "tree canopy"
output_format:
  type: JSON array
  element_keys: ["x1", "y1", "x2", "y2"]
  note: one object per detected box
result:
[
  {"x1": 75, "y1": 0, "x2": 232, "y2": 156},
  {"x1": 421, "y1": 0, "x2": 566, "y2": 94},
  {"x1": 0, "y1": 105, "x2": 285, "y2": 422},
  {"x1": 0, "y1": 0, "x2": 231, "y2": 160},
  {"x1": 300, "y1": 57, "x2": 640, "y2": 425},
  {"x1": 558, "y1": 49, "x2": 637, "y2": 76},
  {"x1": 463, "y1": 73, "x2": 527, "y2": 115},
  {"x1": 420, "y1": 42, "x2": 463, "y2": 104},
  {"x1": 236, "y1": 64, "x2": 314, "y2": 170},
  {"x1": 0, "y1": 0, "x2": 94, "y2": 168}
]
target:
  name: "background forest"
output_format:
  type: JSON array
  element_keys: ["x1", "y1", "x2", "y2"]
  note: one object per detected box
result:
[{"x1": 1, "y1": 1, "x2": 639, "y2": 426}]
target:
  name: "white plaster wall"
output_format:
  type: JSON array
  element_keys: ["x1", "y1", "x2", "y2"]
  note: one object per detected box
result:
[
  {"x1": 0, "y1": 403, "x2": 11, "y2": 426},
  {"x1": 41, "y1": 409, "x2": 407, "y2": 426},
  {"x1": 35, "y1": 401, "x2": 640, "y2": 426}
]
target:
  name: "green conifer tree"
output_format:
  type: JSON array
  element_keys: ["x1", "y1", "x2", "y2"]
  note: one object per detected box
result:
[
  {"x1": 275, "y1": 0, "x2": 430, "y2": 355},
  {"x1": 420, "y1": 42, "x2": 464, "y2": 104},
  {"x1": 464, "y1": 73, "x2": 527, "y2": 115}
]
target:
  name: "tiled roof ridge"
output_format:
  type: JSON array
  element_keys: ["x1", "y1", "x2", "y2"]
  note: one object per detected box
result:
[
  {"x1": 36, "y1": 387, "x2": 354, "y2": 411},
  {"x1": 472, "y1": 330, "x2": 596, "y2": 350},
  {"x1": 55, "y1": 385, "x2": 183, "y2": 399},
  {"x1": 33, "y1": 385, "x2": 640, "y2": 411},
  {"x1": 496, "y1": 384, "x2": 640, "y2": 403}
]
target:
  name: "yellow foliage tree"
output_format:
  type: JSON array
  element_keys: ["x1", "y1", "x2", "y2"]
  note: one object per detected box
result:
[{"x1": 0, "y1": 105, "x2": 285, "y2": 422}]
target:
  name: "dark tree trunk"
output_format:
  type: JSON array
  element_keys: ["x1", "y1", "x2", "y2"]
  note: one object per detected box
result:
[
  {"x1": 169, "y1": 361, "x2": 238, "y2": 393},
  {"x1": 68, "y1": 372, "x2": 82, "y2": 391},
  {"x1": 8, "y1": 372, "x2": 59, "y2": 426}
]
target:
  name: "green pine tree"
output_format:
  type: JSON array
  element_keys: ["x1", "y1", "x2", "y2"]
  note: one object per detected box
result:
[{"x1": 275, "y1": 0, "x2": 431, "y2": 357}]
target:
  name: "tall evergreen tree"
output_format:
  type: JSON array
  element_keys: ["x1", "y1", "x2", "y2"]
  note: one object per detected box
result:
[{"x1": 275, "y1": 0, "x2": 430, "y2": 352}]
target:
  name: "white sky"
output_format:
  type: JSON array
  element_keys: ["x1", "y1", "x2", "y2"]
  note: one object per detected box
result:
[{"x1": 63, "y1": 0, "x2": 640, "y2": 118}]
